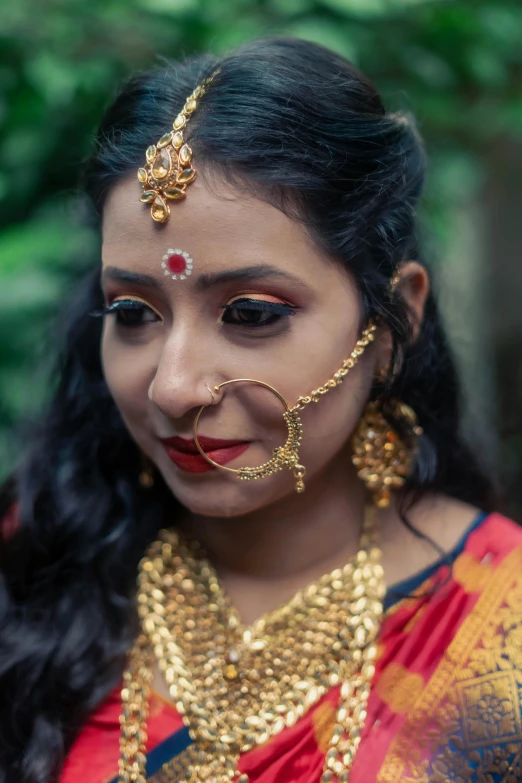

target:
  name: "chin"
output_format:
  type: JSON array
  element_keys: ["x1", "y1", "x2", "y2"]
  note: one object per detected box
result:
[{"x1": 161, "y1": 469, "x2": 293, "y2": 519}]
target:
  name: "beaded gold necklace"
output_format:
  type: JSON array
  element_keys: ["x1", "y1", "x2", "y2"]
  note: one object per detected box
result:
[{"x1": 118, "y1": 506, "x2": 384, "y2": 783}]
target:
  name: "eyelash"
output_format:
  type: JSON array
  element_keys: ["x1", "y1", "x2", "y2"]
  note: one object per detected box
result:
[
  {"x1": 220, "y1": 298, "x2": 297, "y2": 328},
  {"x1": 90, "y1": 297, "x2": 298, "y2": 330},
  {"x1": 90, "y1": 299, "x2": 160, "y2": 328}
]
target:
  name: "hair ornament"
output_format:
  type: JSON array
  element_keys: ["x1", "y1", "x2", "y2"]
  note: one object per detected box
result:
[{"x1": 138, "y1": 70, "x2": 219, "y2": 224}]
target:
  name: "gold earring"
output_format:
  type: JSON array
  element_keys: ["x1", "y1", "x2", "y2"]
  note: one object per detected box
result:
[
  {"x1": 138, "y1": 453, "x2": 155, "y2": 489},
  {"x1": 351, "y1": 399, "x2": 422, "y2": 508},
  {"x1": 376, "y1": 364, "x2": 391, "y2": 383}
]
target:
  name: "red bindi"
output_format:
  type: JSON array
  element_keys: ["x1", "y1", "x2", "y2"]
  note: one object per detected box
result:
[
  {"x1": 166, "y1": 253, "x2": 186, "y2": 274},
  {"x1": 161, "y1": 248, "x2": 193, "y2": 280}
]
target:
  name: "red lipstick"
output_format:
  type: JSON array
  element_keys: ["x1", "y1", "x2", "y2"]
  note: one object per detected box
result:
[{"x1": 161, "y1": 435, "x2": 250, "y2": 473}]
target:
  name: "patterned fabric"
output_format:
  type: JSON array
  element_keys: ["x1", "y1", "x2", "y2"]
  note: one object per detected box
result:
[{"x1": 60, "y1": 512, "x2": 522, "y2": 783}]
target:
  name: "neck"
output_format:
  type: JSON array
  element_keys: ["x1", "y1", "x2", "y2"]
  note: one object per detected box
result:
[{"x1": 179, "y1": 448, "x2": 367, "y2": 624}]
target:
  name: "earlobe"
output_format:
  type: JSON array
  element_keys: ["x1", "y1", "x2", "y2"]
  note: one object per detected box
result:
[{"x1": 373, "y1": 325, "x2": 394, "y2": 382}]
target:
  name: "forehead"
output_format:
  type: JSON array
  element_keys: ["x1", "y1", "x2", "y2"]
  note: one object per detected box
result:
[{"x1": 101, "y1": 172, "x2": 334, "y2": 283}]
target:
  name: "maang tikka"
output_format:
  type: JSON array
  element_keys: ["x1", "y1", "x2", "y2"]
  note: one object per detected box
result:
[{"x1": 137, "y1": 70, "x2": 219, "y2": 223}]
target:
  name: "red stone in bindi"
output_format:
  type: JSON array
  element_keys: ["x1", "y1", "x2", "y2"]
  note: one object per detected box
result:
[
  {"x1": 161, "y1": 248, "x2": 193, "y2": 280},
  {"x1": 166, "y1": 253, "x2": 186, "y2": 274}
]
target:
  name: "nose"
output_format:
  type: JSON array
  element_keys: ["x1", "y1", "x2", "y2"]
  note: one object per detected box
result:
[{"x1": 148, "y1": 328, "x2": 216, "y2": 420}]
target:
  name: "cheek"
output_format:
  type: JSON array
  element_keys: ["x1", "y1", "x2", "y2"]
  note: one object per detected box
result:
[
  {"x1": 297, "y1": 356, "x2": 373, "y2": 469},
  {"x1": 101, "y1": 329, "x2": 152, "y2": 429}
]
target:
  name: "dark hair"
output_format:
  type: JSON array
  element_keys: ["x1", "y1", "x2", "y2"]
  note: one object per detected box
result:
[{"x1": 0, "y1": 37, "x2": 494, "y2": 781}]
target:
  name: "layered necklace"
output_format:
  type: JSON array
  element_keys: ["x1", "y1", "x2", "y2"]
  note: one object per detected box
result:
[{"x1": 118, "y1": 507, "x2": 384, "y2": 783}]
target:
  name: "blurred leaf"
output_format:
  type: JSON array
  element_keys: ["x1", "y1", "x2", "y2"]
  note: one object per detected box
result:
[
  {"x1": 0, "y1": 215, "x2": 96, "y2": 275},
  {"x1": 466, "y1": 47, "x2": 508, "y2": 87},
  {"x1": 135, "y1": 0, "x2": 199, "y2": 14},
  {"x1": 25, "y1": 52, "x2": 80, "y2": 105},
  {"x1": 318, "y1": 0, "x2": 433, "y2": 17},
  {"x1": 268, "y1": 0, "x2": 315, "y2": 14}
]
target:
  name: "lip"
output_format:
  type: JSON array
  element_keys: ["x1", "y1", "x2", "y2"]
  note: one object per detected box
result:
[{"x1": 161, "y1": 435, "x2": 250, "y2": 474}]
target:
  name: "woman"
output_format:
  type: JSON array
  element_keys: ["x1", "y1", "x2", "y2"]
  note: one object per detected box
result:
[{"x1": 1, "y1": 36, "x2": 521, "y2": 783}]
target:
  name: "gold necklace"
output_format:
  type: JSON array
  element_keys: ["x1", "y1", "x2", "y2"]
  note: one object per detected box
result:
[{"x1": 118, "y1": 507, "x2": 384, "y2": 783}]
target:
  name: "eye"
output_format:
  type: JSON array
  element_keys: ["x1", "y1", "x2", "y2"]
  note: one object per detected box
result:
[
  {"x1": 221, "y1": 297, "x2": 298, "y2": 328},
  {"x1": 90, "y1": 298, "x2": 161, "y2": 328}
]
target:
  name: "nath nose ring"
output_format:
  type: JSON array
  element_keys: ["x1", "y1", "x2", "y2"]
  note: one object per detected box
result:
[
  {"x1": 206, "y1": 385, "x2": 216, "y2": 404},
  {"x1": 193, "y1": 323, "x2": 378, "y2": 494}
]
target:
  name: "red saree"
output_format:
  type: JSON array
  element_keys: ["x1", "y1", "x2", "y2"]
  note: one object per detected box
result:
[{"x1": 61, "y1": 512, "x2": 522, "y2": 782}]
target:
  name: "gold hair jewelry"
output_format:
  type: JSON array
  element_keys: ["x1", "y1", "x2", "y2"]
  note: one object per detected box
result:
[
  {"x1": 193, "y1": 322, "x2": 377, "y2": 493},
  {"x1": 137, "y1": 70, "x2": 219, "y2": 224},
  {"x1": 376, "y1": 363, "x2": 391, "y2": 383},
  {"x1": 119, "y1": 505, "x2": 384, "y2": 783},
  {"x1": 351, "y1": 399, "x2": 423, "y2": 507},
  {"x1": 389, "y1": 269, "x2": 401, "y2": 292}
]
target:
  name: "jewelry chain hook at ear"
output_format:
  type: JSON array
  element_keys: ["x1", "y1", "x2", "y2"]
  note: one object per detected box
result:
[{"x1": 193, "y1": 321, "x2": 377, "y2": 493}]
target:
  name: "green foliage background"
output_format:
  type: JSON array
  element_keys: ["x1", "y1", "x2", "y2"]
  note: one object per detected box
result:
[{"x1": 1, "y1": 0, "x2": 521, "y2": 493}]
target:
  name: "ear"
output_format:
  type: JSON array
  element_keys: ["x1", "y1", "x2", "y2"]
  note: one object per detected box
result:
[
  {"x1": 373, "y1": 261, "x2": 430, "y2": 376},
  {"x1": 394, "y1": 261, "x2": 430, "y2": 342}
]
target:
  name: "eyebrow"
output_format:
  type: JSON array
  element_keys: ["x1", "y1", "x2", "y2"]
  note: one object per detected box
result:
[
  {"x1": 102, "y1": 267, "x2": 161, "y2": 288},
  {"x1": 102, "y1": 264, "x2": 306, "y2": 290},
  {"x1": 195, "y1": 265, "x2": 305, "y2": 291}
]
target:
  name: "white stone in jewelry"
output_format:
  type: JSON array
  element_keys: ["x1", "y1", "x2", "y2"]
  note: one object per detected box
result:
[{"x1": 161, "y1": 248, "x2": 193, "y2": 280}]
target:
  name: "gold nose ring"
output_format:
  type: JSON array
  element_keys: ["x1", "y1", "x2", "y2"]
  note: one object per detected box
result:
[{"x1": 206, "y1": 384, "x2": 216, "y2": 404}]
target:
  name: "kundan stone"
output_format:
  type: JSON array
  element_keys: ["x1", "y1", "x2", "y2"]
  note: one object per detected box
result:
[{"x1": 152, "y1": 148, "x2": 171, "y2": 180}]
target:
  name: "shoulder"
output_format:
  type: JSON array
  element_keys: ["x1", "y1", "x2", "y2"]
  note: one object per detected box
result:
[
  {"x1": 446, "y1": 511, "x2": 522, "y2": 601},
  {"x1": 466, "y1": 511, "x2": 522, "y2": 561},
  {"x1": 405, "y1": 495, "x2": 522, "y2": 563}
]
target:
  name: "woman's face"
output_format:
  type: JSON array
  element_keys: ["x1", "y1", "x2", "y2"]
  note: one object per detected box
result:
[{"x1": 101, "y1": 173, "x2": 382, "y2": 517}]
